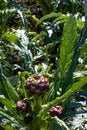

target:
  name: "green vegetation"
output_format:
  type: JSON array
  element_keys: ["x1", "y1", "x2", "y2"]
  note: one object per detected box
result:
[{"x1": 0, "y1": 0, "x2": 87, "y2": 130}]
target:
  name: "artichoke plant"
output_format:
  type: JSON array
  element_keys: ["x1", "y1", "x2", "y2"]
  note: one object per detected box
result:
[{"x1": 0, "y1": 1, "x2": 87, "y2": 130}]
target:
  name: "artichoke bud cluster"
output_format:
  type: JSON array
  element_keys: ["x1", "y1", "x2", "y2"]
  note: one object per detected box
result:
[
  {"x1": 16, "y1": 100, "x2": 31, "y2": 113},
  {"x1": 49, "y1": 105, "x2": 64, "y2": 118},
  {"x1": 25, "y1": 75, "x2": 49, "y2": 96}
]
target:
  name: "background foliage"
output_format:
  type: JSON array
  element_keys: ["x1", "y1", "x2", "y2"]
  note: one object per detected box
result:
[{"x1": 0, "y1": 0, "x2": 87, "y2": 130}]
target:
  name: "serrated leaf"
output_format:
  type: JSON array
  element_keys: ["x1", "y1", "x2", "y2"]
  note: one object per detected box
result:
[
  {"x1": 59, "y1": 15, "x2": 78, "y2": 80},
  {"x1": 0, "y1": 72, "x2": 19, "y2": 102},
  {"x1": 47, "y1": 117, "x2": 69, "y2": 130},
  {"x1": 0, "y1": 108, "x2": 23, "y2": 130},
  {"x1": 0, "y1": 96, "x2": 13, "y2": 112},
  {"x1": 37, "y1": 12, "x2": 60, "y2": 26},
  {"x1": 65, "y1": 91, "x2": 87, "y2": 129},
  {"x1": 53, "y1": 13, "x2": 68, "y2": 24},
  {"x1": 63, "y1": 23, "x2": 87, "y2": 88},
  {"x1": 73, "y1": 71, "x2": 87, "y2": 78}
]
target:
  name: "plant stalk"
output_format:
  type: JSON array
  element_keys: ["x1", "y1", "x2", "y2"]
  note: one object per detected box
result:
[{"x1": 38, "y1": 77, "x2": 87, "y2": 118}]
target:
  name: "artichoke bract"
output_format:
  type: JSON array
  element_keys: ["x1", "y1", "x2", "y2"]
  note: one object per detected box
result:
[
  {"x1": 16, "y1": 100, "x2": 31, "y2": 113},
  {"x1": 49, "y1": 106, "x2": 64, "y2": 118},
  {"x1": 25, "y1": 75, "x2": 49, "y2": 96}
]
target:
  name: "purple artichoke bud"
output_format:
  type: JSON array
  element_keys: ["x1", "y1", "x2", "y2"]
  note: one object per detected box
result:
[
  {"x1": 25, "y1": 75, "x2": 49, "y2": 96},
  {"x1": 16, "y1": 100, "x2": 31, "y2": 113},
  {"x1": 49, "y1": 106, "x2": 64, "y2": 118}
]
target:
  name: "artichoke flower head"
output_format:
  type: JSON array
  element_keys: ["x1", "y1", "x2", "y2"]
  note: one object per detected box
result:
[{"x1": 25, "y1": 74, "x2": 49, "y2": 96}]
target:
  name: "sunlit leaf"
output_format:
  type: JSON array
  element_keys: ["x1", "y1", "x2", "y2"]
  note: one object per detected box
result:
[{"x1": 59, "y1": 15, "x2": 78, "y2": 82}]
